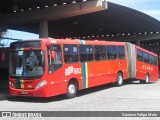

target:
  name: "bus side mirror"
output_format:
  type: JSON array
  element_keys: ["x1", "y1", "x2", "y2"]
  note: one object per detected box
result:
[{"x1": 51, "y1": 51, "x2": 55, "y2": 60}]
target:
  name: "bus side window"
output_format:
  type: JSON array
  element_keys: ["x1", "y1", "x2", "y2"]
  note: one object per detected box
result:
[
  {"x1": 47, "y1": 47, "x2": 51, "y2": 65},
  {"x1": 48, "y1": 45, "x2": 62, "y2": 73},
  {"x1": 64, "y1": 45, "x2": 78, "y2": 63},
  {"x1": 143, "y1": 52, "x2": 149, "y2": 64},
  {"x1": 117, "y1": 46, "x2": 125, "y2": 59},
  {"x1": 155, "y1": 56, "x2": 157, "y2": 66},
  {"x1": 80, "y1": 45, "x2": 94, "y2": 62},
  {"x1": 149, "y1": 54, "x2": 155, "y2": 65},
  {"x1": 94, "y1": 45, "x2": 106, "y2": 61},
  {"x1": 153, "y1": 56, "x2": 157, "y2": 66},
  {"x1": 137, "y1": 49, "x2": 143, "y2": 62},
  {"x1": 107, "y1": 45, "x2": 117, "y2": 60}
]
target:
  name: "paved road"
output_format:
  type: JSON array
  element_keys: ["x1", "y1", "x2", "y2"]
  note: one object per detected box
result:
[{"x1": 0, "y1": 80, "x2": 160, "y2": 119}]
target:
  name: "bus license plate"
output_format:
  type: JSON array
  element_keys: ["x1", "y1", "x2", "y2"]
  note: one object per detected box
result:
[{"x1": 21, "y1": 91, "x2": 28, "y2": 95}]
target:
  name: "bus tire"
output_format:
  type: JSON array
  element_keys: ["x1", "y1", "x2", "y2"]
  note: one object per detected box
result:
[
  {"x1": 115, "y1": 72, "x2": 123, "y2": 87},
  {"x1": 66, "y1": 82, "x2": 77, "y2": 99},
  {"x1": 140, "y1": 74, "x2": 149, "y2": 84}
]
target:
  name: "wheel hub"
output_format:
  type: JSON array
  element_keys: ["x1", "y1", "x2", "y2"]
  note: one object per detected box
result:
[
  {"x1": 146, "y1": 75, "x2": 149, "y2": 83},
  {"x1": 118, "y1": 75, "x2": 123, "y2": 84},
  {"x1": 68, "y1": 84, "x2": 75, "y2": 94}
]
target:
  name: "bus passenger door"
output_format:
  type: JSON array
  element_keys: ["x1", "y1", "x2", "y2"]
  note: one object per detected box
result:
[
  {"x1": 106, "y1": 45, "x2": 118, "y2": 82},
  {"x1": 117, "y1": 46, "x2": 128, "y2": 79}
]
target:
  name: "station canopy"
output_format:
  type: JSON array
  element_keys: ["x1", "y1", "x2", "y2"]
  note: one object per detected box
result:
[{"x1": 0, "y1": 0, "x2": 160, "y2": 42}]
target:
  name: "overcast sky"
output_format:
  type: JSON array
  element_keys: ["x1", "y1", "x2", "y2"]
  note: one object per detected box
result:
[{"x1": 110, "y1": 0, "x2": 160, "y2": 20}]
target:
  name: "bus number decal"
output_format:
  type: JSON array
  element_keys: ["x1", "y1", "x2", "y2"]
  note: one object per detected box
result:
[
  {"x1": 51, "y1": 39, "x2": 57, "y2": 43},
  {"x1": 65, "y1": 66, "x2": 81, "y2": 76},
  {"x1": 74, "y1": 68, "x2": 81, "y2": 74},
  {"x1": 142, "y1": 65, "x2": 153, "y2": 71}
]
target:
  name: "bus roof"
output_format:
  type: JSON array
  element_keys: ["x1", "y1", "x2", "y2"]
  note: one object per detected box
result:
[
  {"x1": 136, "y1": 45, "x2": 157, "y2": 57},
  {"x1": 40, "y1": 38, "x2": 126, "y2": 46},
  {"x1": 10, "y1": 38, "x2": 157, "y2": 57}
]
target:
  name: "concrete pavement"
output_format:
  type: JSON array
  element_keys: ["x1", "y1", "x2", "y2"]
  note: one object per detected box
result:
[{"x1": 0, "y1": 80, "x2": 160, "y2": 119}]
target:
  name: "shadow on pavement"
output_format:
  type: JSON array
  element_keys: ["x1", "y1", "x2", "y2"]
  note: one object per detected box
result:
[
  {"x1": 124, "y1": 79, "x2": 156, "y2": 85},
  {"x1": 77, "y1": 83, "x2": 114, "y2": 97},
  {"x1": 7, "y1": 83, "x2": 115, "y2": 103},
  {"x1": 0, "y1": 89, "x2": 9, "y2": 101},
  {"x1": 7, "y1": 95, "x2": 66, "y2": 103},
  {"x1": 0, "y1": 70, "x2": 9, "y2": 101},
  {"x1": 1, "y1": 79, "x2": 158, "y2": 103}
]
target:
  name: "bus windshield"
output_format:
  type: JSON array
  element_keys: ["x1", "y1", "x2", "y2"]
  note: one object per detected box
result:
[{"x1": 9, "y1": 50, "x2": 44, "y2": 78}]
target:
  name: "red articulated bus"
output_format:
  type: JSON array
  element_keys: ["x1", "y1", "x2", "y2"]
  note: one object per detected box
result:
[{"x1": 9, "y1": 38, "x2": 158, "y2": 98}]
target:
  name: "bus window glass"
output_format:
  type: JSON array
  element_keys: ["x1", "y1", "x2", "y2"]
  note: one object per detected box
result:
[
  {"x1": 48, "y1": 45, "x2": 62, "y2": 73},
  {"x1": 107, "y1": 46, "x2": 117, "y2": 60},
  {"x1": 137, "y1": 49, "x2": 143, "y2": 61},
  {"x1": 117, "y1": 46, "x2": 125, "y2": 59},
  {"x1": 64, "y1": 45, "x2": 78, "y2": 63},
  {"x1": 80, "y1": 45, "x2": 93, "y2": 62},
  {"x1": 149, "y1": 55, "x2": 155, "y2": 65},
  {"x1": 153, "y1": 56, "x2": 157, "y2": 66},
  {"x1": 143, "y1": 52, "x2": 149, "y2": 63},
  {"x1": 149, "y1": 55, "x2": 157, "y2": 65},
  {"x1": 94, "y1": 46, "x2": 106, "y2": 61},
  {"x1": 10, "y1": 50, "x2": 44, "y2": 77},
  {"x1": 10, "y1": 41, "x2": 41, "y2": 49}
]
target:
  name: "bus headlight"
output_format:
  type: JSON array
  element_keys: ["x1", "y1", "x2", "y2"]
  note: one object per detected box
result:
[
  {"x1": 9, "y1": 81, "x2": 15, "y2": 88},
  {"x1": 35, "y1": 80, "x2": 47, "y2": 89}
]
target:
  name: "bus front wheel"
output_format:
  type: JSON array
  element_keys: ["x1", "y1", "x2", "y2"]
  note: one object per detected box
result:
[
  {"x1": 66, "y1": 82, "x2": 77, "y2": 99},
  {"x1": 115, "y1": 72, "x2": 123, "y2": 87}
]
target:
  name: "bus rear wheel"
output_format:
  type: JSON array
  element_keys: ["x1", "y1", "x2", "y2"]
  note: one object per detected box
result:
[
  {"x1": 140, "y1": 74, "x2": 150, "y2": 84},
  {"x1": 66, "y1": 82, "x2": 77, "y2": 99},
  {"x1": 115, "y1": 72, "x2": 123, "y2": 87}
]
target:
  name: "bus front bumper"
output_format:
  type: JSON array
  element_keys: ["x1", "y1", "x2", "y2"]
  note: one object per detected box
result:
[{"x1": 9, "y1": 86, "x2": 54, "y2": 97}]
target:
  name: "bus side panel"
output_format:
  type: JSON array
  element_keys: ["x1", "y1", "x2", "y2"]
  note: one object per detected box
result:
[
  {"x1": 136, "y1": 49, "x2": 146, "y2": 80},
  {"x1": 147, "y1": 56, "x2": 158, "y2": 81},
  {"x1": 141, "y1": 63, "x2": 158, "y2": 82},
  {"x1": 105, "y1": 59, "x2": 119, "y2": 82},
  {"x1": 137, "y1": 62, "x2": 158, "y2": 81},
  {"x1": 135, "y1": 47, "x2": 158, "y2": 81},
  {"x1": 87, "y1": 61, "x2": 116, "y2": 88},
  {"x1": 86, "y1": 45, "x2": 128, "y2": 88},
  {"x1": 63, "y1": 63, "x2": 82, "y2": 89},
  {"x1": 48, "y1": 68, "x2": 67, "y2": 96},
  {"x1": 149, "y1": 65, "x2": 158, "y2": 81},
  {"x1": 78, "y1": 59, "x2": 127, "y2": 90},
  {"x1": 87, "y1": 58, "x2": 128, "y2": 88},
  {"x1": 137, "y1": 62, "x2": 147, "y2": 80},
  {"x1": 151, "y1": 65, "x2": 158, "y2": 81},
  {"x1": 117, "y1": 58, "x2": 128, "y2": 80},
  {"x1": 47, "y1": 63, "x2": 83, "y2": 96}
]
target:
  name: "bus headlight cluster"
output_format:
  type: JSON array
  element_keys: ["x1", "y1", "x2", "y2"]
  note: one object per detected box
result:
[
  {"x1": 35, "y1": 80, "x2": 47, "y2": 89},
  {"x1": 9, "y1": 81, "x2": 15, "y2": 88}
]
